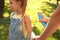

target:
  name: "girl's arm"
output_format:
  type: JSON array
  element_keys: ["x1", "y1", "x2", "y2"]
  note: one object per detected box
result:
[
  {"x1": 24, "y1": 15, "x2": 33, "y2": 34},
  {"x1": 24, "y1": 15, "x2": 36, "y2": 40}
]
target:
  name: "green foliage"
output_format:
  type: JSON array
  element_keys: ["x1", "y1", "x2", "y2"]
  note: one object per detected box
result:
[
  {"x1": 40, "y1": 2, "x2": 57, "y2": 17},
  {"x1": 0, "y1": 0, "x2": 60, "y2": 40},
  {"x1": 52, "y1": 29, "x2": 60, "y2": 40},
  {"x1": 0, "y1": 19, "x2": 10, "y2": 40},
  {"x1": 33, "y1": 26, "x2": 41, "y2": 35}
]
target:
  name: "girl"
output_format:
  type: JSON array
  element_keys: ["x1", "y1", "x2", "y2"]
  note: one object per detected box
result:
[{"x1": 8, "y1": 0, "x2": 35, "y2": 40}]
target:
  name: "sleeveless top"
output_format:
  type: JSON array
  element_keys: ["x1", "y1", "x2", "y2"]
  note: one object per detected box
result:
[{"x1": 10, "y1": 12, "x2": 30, "y2": 40}]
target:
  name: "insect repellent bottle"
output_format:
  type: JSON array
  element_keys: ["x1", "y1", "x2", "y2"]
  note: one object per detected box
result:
[{"x1": 38, "y1": 12, "x2": 47, "y2": 28}]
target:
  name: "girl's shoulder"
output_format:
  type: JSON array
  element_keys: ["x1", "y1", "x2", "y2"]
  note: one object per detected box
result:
[
  {"x1": 23, "y1": 14, "x2": 31, "y2": 22},
  {"x1": 23, "y1": 14, "x2": 30, "y2": 19}
]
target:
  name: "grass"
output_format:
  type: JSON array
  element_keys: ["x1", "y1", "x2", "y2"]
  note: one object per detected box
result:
[{"x1": 0, "y1": 0, "x2": 60, "y2": 40}]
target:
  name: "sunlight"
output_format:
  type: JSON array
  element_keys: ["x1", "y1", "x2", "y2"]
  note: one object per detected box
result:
[{"x1": 3, "y1": 12, "x2": 10, "y2": 18}]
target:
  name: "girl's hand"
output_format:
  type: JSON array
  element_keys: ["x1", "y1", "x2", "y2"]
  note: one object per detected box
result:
[
  {"x1": 30, "y1": 32, "x2": 40, "y2": 40},
  {"x1": 30, "y1": 32, "x2": 36, "y2": 40}
]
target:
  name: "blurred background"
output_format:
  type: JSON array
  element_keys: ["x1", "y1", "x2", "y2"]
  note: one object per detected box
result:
[{"x1": 0, "y1": 0, "x2": 60, "y2": 40}]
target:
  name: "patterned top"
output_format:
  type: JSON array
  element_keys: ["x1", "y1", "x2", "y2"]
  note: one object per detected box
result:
[{"x1": 10, "y1": 12, "x2": 29, "y2": 40}]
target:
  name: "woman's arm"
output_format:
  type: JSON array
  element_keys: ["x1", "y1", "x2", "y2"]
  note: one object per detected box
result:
[{"x1": 37, "y1": 5, "x2": 60, "y2": 40}]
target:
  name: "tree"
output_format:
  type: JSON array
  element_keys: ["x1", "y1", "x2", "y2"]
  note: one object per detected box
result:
[
  {"x1": 0, "y1": 0, "x2": 4, "y2": 19},
  {"x1": 57, "y1": 0, "x2": 59, "y2": 5},
  {"x1": 49, "y1": 0, "x2": 51, "y2": 1}
]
